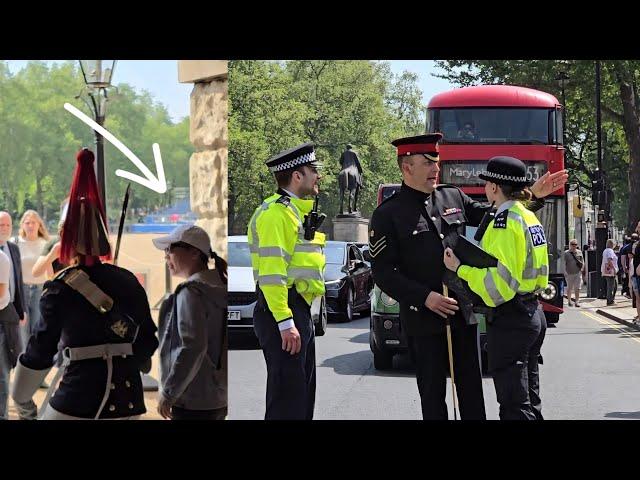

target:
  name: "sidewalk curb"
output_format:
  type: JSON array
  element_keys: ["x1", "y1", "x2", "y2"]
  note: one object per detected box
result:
[{"x1": 595, "y1": 309, "x2": 639, "y2": 330}]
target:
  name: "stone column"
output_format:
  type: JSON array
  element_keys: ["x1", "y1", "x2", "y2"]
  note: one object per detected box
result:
[{"x1": 178, "y1": 61, "x2": 228, "y2": 256}]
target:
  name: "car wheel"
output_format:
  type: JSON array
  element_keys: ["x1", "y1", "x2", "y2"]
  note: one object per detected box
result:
[
  {"x1": 344, "y1": 287, "x2": 354, "y2": 322},
  {"x1": 370, "y1": 330, "x2": 393, "y2": 370},
  {"x1": 314, "y1": 297, "x2": 328, "y2": 337}
]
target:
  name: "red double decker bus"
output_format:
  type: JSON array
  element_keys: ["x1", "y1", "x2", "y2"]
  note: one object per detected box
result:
[{"x1": 426, "y1": 84, "x2": 566, "y2": 323}]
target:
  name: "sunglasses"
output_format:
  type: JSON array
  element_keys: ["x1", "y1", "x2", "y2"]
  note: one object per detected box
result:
[{"x1": 164, "y1": 242, "x2": 193, "y2": 254}]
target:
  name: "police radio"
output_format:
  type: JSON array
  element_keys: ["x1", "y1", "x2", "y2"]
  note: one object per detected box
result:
[
  {"x1": 303, "y1": 195, "x2": 326, "y2": 240},
  {"x1": 473, "y1": 202, "x2": 496, "y2": 242}
]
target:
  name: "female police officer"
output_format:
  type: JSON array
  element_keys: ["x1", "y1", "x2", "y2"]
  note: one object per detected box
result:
[{"x1": 443, "y1": 156, "x2": 549, "y2": 420}]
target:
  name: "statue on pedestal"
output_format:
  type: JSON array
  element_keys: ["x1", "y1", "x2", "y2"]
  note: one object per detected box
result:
[{"x1": 338, "y1": 144, "x2": 363, "y2": 215}]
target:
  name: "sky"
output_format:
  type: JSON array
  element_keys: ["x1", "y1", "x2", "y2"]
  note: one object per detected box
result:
[
  {"x1": 5, "y1": 60, "x2": 192, "y2": 123},
  {"x1": 3, "y1": 60, "x2": 456, "y2": 123},
  {"x1": 387, "y1": 60, "x2": 457, "y2": 104},
  {"x1": 4, "y1": 60, "x2": 456, "y2": 119}
]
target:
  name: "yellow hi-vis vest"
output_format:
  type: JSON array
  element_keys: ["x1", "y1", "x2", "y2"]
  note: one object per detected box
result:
[
  {"x1": 247, "y1": 193, "x2": 326, "y2": 323},
  {"x1": 457, "y1": 201, "x2": 549, "y2": 308}
]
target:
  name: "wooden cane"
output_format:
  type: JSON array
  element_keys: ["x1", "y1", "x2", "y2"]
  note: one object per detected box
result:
[{"x1": 443, "y1": 284, "x2": 459, "y2": 420}]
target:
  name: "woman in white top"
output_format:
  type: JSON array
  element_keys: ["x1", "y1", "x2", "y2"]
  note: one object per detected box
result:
[
  {"x1": 15, "y1": 210, "x2": 49, "y2": 341},
  {"x1": 601, "y1": 238, "x2": 618, "y2": 306}
]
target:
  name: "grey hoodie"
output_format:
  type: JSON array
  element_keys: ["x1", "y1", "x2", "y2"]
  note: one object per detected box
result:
[{"x1": 159, "y1": 269, "x2": 227, "y2": 410}]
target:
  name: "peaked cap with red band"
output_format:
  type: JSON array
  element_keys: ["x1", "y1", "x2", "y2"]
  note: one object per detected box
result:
[
  {"x1": 60, "y1": 148, "x2": 111, "y2": 266},
  {"x1": 391, "y1": 133, "x2": 443, "y2": 157}
]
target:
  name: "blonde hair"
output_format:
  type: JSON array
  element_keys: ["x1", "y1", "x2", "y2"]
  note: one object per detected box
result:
[{"x1": 18, "y1": 210, "x2": 50, "y2": 241}]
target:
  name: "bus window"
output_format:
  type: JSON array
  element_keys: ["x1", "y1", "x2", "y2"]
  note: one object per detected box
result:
[{"x1": 428, "y1": 108, "x2": 554, "y2": 144}]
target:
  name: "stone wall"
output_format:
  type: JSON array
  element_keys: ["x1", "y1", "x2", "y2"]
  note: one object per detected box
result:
[{"x1": 178, "y1": 61, "x2": 228, "y2": 256}]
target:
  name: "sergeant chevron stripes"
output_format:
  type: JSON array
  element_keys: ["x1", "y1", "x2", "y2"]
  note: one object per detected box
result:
[{"x1": 369, "y1": 236, "x2": 387, "y2": 257}]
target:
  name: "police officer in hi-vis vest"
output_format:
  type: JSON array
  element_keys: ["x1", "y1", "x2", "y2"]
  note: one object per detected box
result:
[
  {"x1": 369, "y1": 135, "x2": 567, "y2": 420},
  {"x1": 444, "y1": 156, "x2": 552, "y2": 420},
  {"x1": 248, "y1": 143, "x2": 326, "y2": 420}
]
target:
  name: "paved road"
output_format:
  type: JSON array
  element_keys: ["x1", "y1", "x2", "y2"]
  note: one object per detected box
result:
[{"x1": 229, "y1": 302, "x2": 640, "y2": 420}]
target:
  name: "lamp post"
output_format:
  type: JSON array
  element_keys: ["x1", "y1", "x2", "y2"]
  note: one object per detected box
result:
[
  {"x1": 78, "y1": 60, "x2": 116, "y2": 216},
  {"x1": 594, "y1": 60, "x2": 608, "y2": 298},
  {"x1": 556, "y1": 69, "x2": 570, "y2": 251}
]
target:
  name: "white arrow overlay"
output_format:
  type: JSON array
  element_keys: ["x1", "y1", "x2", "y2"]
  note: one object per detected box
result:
[{"x1": 64, "y1": 102, "x2": 167, "y2": 193}]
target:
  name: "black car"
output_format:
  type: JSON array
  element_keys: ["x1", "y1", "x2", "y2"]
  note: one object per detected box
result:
[{"x1": 324, "y1": 241, "x2": 373, "y2": 322}]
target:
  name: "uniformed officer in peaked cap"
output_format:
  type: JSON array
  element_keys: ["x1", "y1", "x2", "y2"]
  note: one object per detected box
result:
[
  {"x1": 248, "y1": 142, "x2": 327, "y2": 420},
  {"x1": 443, "y1": 155, "x2": 555, "y2": 420},
  {"x1": 266, "y1": 142, "x2": 322, "y2": 173},
  {"x1": 369, "y1": 135, "x2": 568, "y2": 420}
]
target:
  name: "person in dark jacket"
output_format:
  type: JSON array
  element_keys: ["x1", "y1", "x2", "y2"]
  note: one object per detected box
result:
[
  {"x1": 154, "y1": 224, "x2": 227, "y2": 420},
  {"x1": 10, "y1": 148, "x2": 158, "y2": 420},
  {"x1": 0, "y1": 211, "x2": 35, "y2": 419},
  {"x1": 0, "y1": 211, "x2": 26, "y2": 324},
  {"x1": 369, "y1": 134, "x2": 568, "y2": 420}
]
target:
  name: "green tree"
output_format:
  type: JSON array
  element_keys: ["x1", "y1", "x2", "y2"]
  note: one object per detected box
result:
[
  {"x1": 434, "y1": 60, "x2": 640, "y2": 233},
  {"x1": 228, "y1": 60, "x2": 424, "y2": 235},
  {"x1": 0, "y1": 60, "x2": 192, "y2": 229}
]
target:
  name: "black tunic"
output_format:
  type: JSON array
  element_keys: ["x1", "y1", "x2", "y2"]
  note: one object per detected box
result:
[
  {"x1": 369, "y1": 182, "x2": 492, "y2": 336},
  {"x1": 21, "y1": 263, "x2": 158, "y2": 419}
]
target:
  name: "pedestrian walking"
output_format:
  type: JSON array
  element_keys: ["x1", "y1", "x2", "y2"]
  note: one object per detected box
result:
[{"x1": 562, "y1": 239, "x2": 585, "y2": 307}]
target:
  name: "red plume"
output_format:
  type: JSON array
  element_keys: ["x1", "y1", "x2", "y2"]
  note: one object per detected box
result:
[{"x1": 60, "y1": 148, "x2": 112, "y2": 266}]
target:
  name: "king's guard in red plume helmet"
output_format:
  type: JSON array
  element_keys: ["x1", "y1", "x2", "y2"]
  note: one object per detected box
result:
[{"x1": 60, "y1": 148, "x2": 111, "y2": 265}]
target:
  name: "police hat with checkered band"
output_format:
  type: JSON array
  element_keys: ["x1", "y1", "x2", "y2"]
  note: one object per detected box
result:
[
  {"x1": 479, "y1": 156, "x2": 531, "y2": 187},
  {"x1": 266, "y1": 142, "x2": 321, "y2": 173},
  {"x1": 391, "y1": 133, "x2": 443, "y2": 161}
]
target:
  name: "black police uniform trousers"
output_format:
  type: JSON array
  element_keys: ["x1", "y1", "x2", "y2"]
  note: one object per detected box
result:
[
  {"x1": 408, "y1": 323, "x2": 486, "y2": 420},
  {"x1": 487, "y1": 301, "x2": 546, "y2": 420},
  {"x1": 253, "y1": 288, "x2": 316, "y2": 420}
]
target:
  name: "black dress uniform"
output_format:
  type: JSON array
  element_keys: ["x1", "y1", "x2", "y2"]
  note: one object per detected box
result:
[
  {"x1": 370, "y1": 179, "x2": 491, "y2": 419},
  {"x1": 11, "y1": 148, "x2": 158, "y2": 419},
  {"x1": 20, "y1": 263, "x2": 158, "y2": 418}
]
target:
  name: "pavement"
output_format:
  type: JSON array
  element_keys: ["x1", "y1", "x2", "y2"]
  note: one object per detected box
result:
[{"x1": 575, "y1": 288, "x2": 639, "y2": 330}]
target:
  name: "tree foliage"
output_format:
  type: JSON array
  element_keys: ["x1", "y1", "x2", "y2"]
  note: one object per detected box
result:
[
  {"x1": 228, "y1": 60, "x2": 425, "y2": 235},
  {"x1": 434, "y1": 60, "x2": 640, "y2": 233},
  {"x1": 0, "y1": 61, "x2": 192, "y2": 228}
]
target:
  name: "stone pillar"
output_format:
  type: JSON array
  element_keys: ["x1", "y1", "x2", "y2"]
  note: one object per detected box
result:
[
  {"x1": 333, "y1": 216, "x2": 370, "y2": 243},
  {"x1": 178, "y1": 61, "x2": 228, "y2": 256}
]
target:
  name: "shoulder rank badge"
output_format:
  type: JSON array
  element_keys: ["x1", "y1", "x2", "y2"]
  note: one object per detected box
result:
[
  {"x1": 369, "y1": 235, "x2": 387, "y2": 258},
  {"x1": 276, "y1": 195, "x2": 291, "y2": 207},
  {"x1": 493, "y1": 210, "x2": 508, "y2": 229}
]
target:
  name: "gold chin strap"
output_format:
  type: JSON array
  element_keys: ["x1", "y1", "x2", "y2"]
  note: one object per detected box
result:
[{"x1": 424, "y1": 153, "x2": 440, "y2": 162}]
